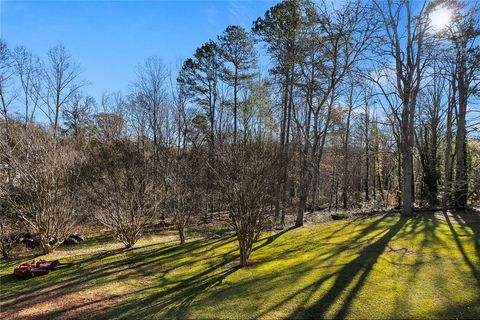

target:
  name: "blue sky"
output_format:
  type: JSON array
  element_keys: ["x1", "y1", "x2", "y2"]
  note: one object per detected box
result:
[{"x1": 1, "y1": 0, "x2": 276, "y2": 99}]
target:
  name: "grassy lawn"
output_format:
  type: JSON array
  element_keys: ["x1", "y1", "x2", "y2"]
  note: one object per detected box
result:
[{"x1": 1, "y1": 211, "x2": 479, "y2": 319}]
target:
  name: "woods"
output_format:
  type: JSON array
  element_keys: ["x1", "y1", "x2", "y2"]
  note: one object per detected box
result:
[{"x1": 1, "y1": 0, "x2": 479, "y2": 267}]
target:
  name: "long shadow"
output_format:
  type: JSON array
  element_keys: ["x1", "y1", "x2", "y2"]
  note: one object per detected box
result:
[
  {"x1": 253, "y1": 226, "x2": 294, "y2": 253},
  {"x1": 452, "y1": 209, "x2": 480, "y2": 257},
  {"x1": 254, "y1": 214, "x2": 395, "y2": 318},
  {"x1": 105, "y1": 218, "x2": 386, "y2": 319},
  {"x1": 445, "y1": 210, "x2": 480, "y2": 285},
  {"x1": 0, "y1": 235, "x2": 237, "y2": 313},
  {"x1": 28, "y1": 259, "x2": 241, "y2": 320},
  {"x1": 434, "y1": 296, "x2": 480, "y2": 318},
  {"x1": 391, "y1": 214, "x2": 442, "y2": 317},
  {"x1": 290, "y1": 217, "x2": 408, "y2": 319},
  {"x1": 105, "y1": 256, "x2": 240, "y2": 319},
  {"x1": 2, "y1": 214, "x2": 420, "y2": 319},
  {"x1": 312, "y1": 214, "x2": 392, "y2": 264},
  {"x1": 322, "y1": 215, "x2": 382, "y2": 242}
]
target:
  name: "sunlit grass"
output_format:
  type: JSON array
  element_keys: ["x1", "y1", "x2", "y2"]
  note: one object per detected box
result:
[{"x1": 1, "y1": 212, "x2": 479, "y2": 319}]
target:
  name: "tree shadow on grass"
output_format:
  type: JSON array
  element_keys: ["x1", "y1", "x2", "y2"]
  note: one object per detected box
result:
[
  {"x1": 253, "y1": 226, "x2": 294, "y2": 253},
  {"x1": 238, "y1": 214, "x2": 398, "y2": 318},
  {"x1": 289, "y1": 217, "x2": 408, "y2": 319},
  {"x1": 0, "y1": 235, "x2": 237, "y2": 317},
  {"x1": 9, "y1": 212, "x2": 474, "y2": 319},
  {"x1": 433, "y1": 296, "x2": 480, "y2": 318},
  {"x1": 452, "y1": 209, "x2": 480, "y2": 257},
  {"x1": 445, "y1": 209, "x2": 480, "y2": 285},
  {"x1": 27, "y1": 259, "x2": 241, "y2": 320},
  {"x1": 387, "y1": 213, "x2": 444, "y2": 317},
  {"x1": 102, "y1": 256, "x2": 241, "y2": 319},
  {"x1": 99, "y1": 218, "x2": 392, "y2": 320}
]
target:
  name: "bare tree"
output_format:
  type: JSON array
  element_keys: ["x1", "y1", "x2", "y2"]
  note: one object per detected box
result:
[
  {"x1": 165, "y1": 151, "x2": 201, "y2": 244},
  {"x1": 0, "y1": 39, "x2": 15, "y2": 183},
  {"x1": 4, "y1": 125, "x2": 84, "y2": 254},
  {"x1": 42, "y1": 45, "x2": 85, "y2": 136},
  {"x1": 0, "y1": 39, "x2": 14, "y2": 121},
  {"x1": 293, "y1": 0, "x2": 375, "y2": 226},
  {"x1": 85, "y1": 140, "x2": 156, "y2": 248},
  {"x1": 133, "y1": 57, "x2": 170, "y2": 222},
  {"x1": 443, "y1": 62, "x2": 456, "y2": 207},
  {"x1": 372, "y1": 0, "x2": 429, "y2": 215},
  {"x1": 341, "y1": 77, "x2": 361, "y2": 209},
  {"x1": 214, "y1": 141, "x2": 277, "y2": 266},
  {"x1": 448, "y1": 4, "x2": 480, "y2": 208},
  {"x1": 94, "y1": 112, "x2": 126, "y2": 142},
  {"x1": 254, "y1": 0, "x2": 301, "y2": 225},
  {"x1": 416, "y1": 64, "x2": 445, "y2": 207},
  {"x1": 12, "y1": 46, "x2": 42, "y2": 125}
]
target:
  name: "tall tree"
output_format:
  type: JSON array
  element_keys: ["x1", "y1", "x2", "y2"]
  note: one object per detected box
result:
[
  {"x1": 12, "y1": 46, "x2": 42, "y2": 125},
  {"x1": 449, "y1": 4, "x2": 480, "y2": 208},
  {"x1": 416, "y1": 64, "x2": 445, "y2": 207},
  {"x1": 0, "y1": 39, "x2": 15, "y2": 182},
  {"x1": 178, "y1": 41, "x2": 222, "y2": 218},
  {"x1": 372, "y1": 0, "x2": 429, "y2": 215},
  {"x1": 292, "y1": 0, "x2": 374, "y2": 226},
  {"x1": 342, "y1": 77, "x2": 360, "y2": 209},
  {"x1": 42, "y1": 45, "x2": 85, "y2": 137},
  {"x1": 133, "y1": 56, "x2": 170, "y2": 221},
  {"x1": 218, "y1": 25, "x2": 257, "y2": 143},
  {"x1": 254, "y1": 0, "x2": 301, "y2": 225}
]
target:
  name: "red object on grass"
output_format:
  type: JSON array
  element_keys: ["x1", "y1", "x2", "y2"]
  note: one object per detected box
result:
[{"x1": 14, "y1": 259, "x2": 60, "y2": 279}]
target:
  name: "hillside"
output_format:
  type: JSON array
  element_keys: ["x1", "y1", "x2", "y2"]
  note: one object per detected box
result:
[{"x1": 1, "y1": 211, "x2": 479, "y2": 319}]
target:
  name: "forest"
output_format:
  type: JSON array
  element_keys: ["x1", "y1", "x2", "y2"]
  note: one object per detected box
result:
[{"x1": 0, "y1": 0, "x2": 479, "y2": 319}]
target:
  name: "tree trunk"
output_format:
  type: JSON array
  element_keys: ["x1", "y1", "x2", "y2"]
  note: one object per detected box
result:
[
  {"x1": 178, "y1": 224, "x2": 185, "y2": 244},
  {"x1": 295, "y1": 61, "x2": 315, "y2": 228},
  {"x1": 397, "y1": 149, "x2": 402, "y2": 207},
  {"x1": 233, "y1": 66, "x2": 238, "y2": 144},
  {"x1": 455, "y1": 52, "x2": 468, "y2": 208},
  {"x1": 295, "y1": 150, "x2": 309, "y2": 227},
  {"x1": 41, "y1": 242, "x2": 54, "y2": 255},
  {"x1": 365, "y1": 134, "x2": 370, "y2": 201},
  {"x1": 240, "y1": 250, "x2": 248, "y2": 267},
  {"x1": 401, "y1": 139, "x2": 414, "y2": 215},
  {"x1": 280, "y1": 68, "x2": 295, "y2": 226},
  {"x1": 444, "y1": 78, "x2": 455, "y2": 208},
  {"x1": 238, "y1": 239, "x2": 250, "y2": 267},
  {"x1": 342, "y1": 88, "x2": 353, "y2": 209},
  {"x1": 275, "y1": 74, "x2": 290, "y2": 224}
]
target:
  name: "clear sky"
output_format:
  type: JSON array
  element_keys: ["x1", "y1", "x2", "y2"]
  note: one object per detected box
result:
[{"x1": 1, "y1": 0, "x2": 276, "y2": 100}]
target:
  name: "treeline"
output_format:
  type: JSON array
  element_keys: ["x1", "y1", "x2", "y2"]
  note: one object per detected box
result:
[{"x1": 1, "y1": 0, "x2": 479, "y2": 266}]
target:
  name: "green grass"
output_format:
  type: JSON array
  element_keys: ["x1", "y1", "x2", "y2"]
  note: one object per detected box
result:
[{"x1": 1, "y1": 211, "x2": 479, "y2": 319}]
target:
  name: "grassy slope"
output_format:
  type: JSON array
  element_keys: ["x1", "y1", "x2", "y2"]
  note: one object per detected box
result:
[{"x1": 1, "y1": 212, "x2": 479, "y2": 319}]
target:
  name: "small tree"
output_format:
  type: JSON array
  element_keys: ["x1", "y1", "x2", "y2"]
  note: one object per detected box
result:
[
  {"x1": 214, "y1": 141, "x2": 276, "y2": 266},
  {"x1": 85, "y1": 141, "x2": 156, "y2": 248},
  {"x1": 4, "y1": 125, "x2": 83, "y2": 254},
  {"x1": 166, "y1": 181, "x2": 196, "y2": 245},
  {"x1": 166, "y1": 150, "x2": 203, "y2": 244}
]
